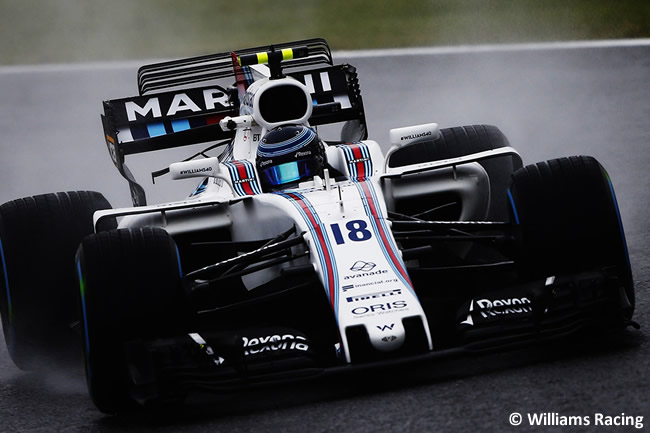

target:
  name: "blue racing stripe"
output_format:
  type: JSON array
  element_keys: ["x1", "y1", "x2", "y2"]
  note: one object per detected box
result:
[
  {"x1": 244, "y1": 161, "x2": 263, "y2": 195},
  {"x1": 298, "y1": 193, "x2": 340, "y2": 309},
  {"x1": 257, "y1": 128, "x2": 316, "y2": 157},
  {"x1": 147, "y1": 122, "x2": 166, "y2": 137},
  {"x1": 362, "y1": 144, "x2": 373, "y2": 178},
  {"x1": 0, "y1": 237, "x2": 15, "y2": 358},
  {"x1": 507, "y1": 189, "x2": 520, "y2": 224},
  {"x1": 175, "y1": 245, "x2": 184, "y2": 278},
  {"x1": 76, "y1": 260, "x2": 91, "y2": 359},
  {"x1": 606, "y1": 176, "x2": 632, "y2": 271},
  {"x1": 277, "y1": 192, "x2": 340, "y2": 316},
  {"x1": 171, "y1": 119, "x2": 191, "y2": 132},
  {"x1": 243, "y1": 66, "x2": 255, "y2": 86},
  {"x1": 353, "y1": 180, "x2": 417, "y2": 297}
]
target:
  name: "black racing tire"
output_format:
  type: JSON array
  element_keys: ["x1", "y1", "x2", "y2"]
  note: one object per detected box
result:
[
  {"x1": 388, "y1": 124, "x2": 512, "y2": 167},
  {"x1": 0, "y1": 191, "x2": 115, "y2": 370},
  {"x1": 76, "y1": 227, "x2": 187, "y2": 413},
  {"x1": 388, "y1": 125, "x2": 523, "y2": 221},
  {"x1": 508, "y1": 156, "x2": 634, "y2": 319}
]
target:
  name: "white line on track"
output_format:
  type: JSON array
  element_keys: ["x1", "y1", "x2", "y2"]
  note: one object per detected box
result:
[
  {"x1": 1, "y1": 38, "x2": 649, "y2": 74},
  {"x1": 334, "y1": 38, "x2": 650, "y2": 58}
]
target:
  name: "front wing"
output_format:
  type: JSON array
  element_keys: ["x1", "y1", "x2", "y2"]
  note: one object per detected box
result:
[{"x1": 123, "y1": 265, "x2": 633, "y2": 405}]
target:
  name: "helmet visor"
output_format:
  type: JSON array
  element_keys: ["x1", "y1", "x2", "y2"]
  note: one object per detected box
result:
[{"x1": 260, "y1": 159, "x2": 322, "y2": 187}]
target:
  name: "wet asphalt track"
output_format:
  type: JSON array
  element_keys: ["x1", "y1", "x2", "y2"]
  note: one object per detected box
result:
[{"x1": 0, "y1": 41, "x2": 649, "y2": 432}]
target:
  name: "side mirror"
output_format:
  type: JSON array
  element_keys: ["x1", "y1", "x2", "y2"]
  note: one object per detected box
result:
[{"x1": 169, "y1": 157, "x2": 221, "y2": 180}]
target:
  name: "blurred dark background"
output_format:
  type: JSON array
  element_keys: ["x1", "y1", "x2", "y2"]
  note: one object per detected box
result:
[{"x1": 1, "y1": 0, "x2": 649, "y2": 65}]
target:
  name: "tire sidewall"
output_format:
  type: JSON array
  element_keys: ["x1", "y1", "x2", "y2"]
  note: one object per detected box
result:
[{"x1": 77, "y1": 227, "x2": 185, "y2": 413}]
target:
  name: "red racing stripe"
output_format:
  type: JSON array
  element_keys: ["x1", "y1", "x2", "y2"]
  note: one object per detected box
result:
[
  {"x1": 350, "y1": 144, "x2": 366, "y2": 180},
  {"x1": 234, "y1": 161, "x2": 254, "y2": 195},
  {"x1": 285, "y1": 192, "x2": 336, "y2": 304},
  {"x1": 358, "y1": 181, "x2": 413, "y2": 287}
]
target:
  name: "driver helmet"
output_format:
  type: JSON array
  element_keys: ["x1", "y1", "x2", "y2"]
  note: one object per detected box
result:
[{"x1": 256, "y1": 125, "x2": 326, "y2": 191}]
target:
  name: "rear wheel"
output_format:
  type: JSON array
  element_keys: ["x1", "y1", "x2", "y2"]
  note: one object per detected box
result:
[
  {"x1": 76, "y1": 227, "x2": 186, "y2": 413},
  {"x1": 508, "y1": 156, "x2": 634, "y2": 320},
  {"x1": 0, "y1": 191, "x2": 115, "y2": 370}
]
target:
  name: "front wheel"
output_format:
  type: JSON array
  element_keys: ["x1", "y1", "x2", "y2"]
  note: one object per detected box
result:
[
  {"x1": 77, "y1": 227, "x2": 187, "y2": 413},
  {"x1": 508, "y1": 156, "x2": 634, "y2": 321}
]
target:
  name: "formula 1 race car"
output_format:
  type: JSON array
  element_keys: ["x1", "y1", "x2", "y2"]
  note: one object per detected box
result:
[{"x1": 0, "y1": 38, "x2": 636, "y2": 413}]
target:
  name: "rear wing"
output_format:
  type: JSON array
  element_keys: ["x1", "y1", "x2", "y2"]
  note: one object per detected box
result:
[
  {"x1": 100, "y1": 87, "x2": 238, "y2": 207},
  {"x1": 289, "y1": 64, "x2": 366, "y2": 129},
  {"x1": 137, "y1": 38, "x2": 333, "y2": 95},
  {"x1": 101, "y1": 38, "x2": 367, "y2": 206}
]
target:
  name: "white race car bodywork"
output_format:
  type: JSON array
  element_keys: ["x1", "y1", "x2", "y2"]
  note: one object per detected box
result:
[
  {"x1": 95, "y1": 136, "x2": 437, "y2": 362},
  {"x1": 91, "y1": 54, "x2": 521, "y2": 363}
]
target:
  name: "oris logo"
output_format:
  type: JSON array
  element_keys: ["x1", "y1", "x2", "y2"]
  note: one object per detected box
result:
[
  {"x1": 350, "y1": 261, "x2": 376, "y2": 272},
  {"x1": 351, "y1": 300, "x2": 407, "y2": 315}
]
